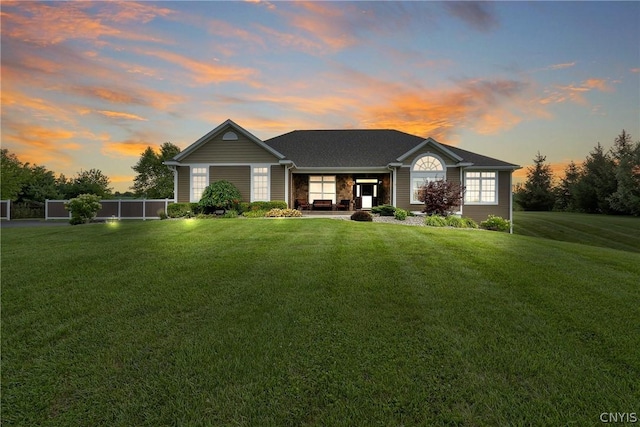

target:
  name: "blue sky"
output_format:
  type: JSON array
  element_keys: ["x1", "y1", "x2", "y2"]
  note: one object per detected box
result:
[{"x1": 2, "y1": 1, "x2": 638, "y2": 191}]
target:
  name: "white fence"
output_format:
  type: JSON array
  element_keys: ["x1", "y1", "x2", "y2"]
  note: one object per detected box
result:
[
  {"x1": 1, "y1": 200, "x2": 10, "y2": 220},
  {"x1": 46, "y1": 199, "x2": 175, "y2": 220}
]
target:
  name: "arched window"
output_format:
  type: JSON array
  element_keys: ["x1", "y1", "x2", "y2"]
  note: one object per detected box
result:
[
  {"x1": 222, "y1": 131, "x2": 238, "y2": 141},
  {"x1": 411, "y1": 154, "x2": 446, "y2": 203}
]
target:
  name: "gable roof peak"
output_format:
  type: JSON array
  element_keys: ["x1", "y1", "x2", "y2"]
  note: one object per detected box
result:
[{"x1": 171, "y1": 119, "x2": 285, "y2": 162}]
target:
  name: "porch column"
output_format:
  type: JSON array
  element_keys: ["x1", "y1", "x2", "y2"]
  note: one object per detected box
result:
[{"x1": 392, "y1": 168, "x2": 397, "y2": 206}]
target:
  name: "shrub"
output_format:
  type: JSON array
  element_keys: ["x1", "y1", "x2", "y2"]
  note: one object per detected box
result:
[
  {"x1": 167, "y1": 203, "x2": 200, "y2": 218},
  {"x1": 424, "y1": 215, "x2": 448, "y2": 227},
  {"x1": 64, "y1": 194, "x2": 101, "y2": 225},
  {"x1": 198, "y1": 180, "x2": 242, "y2": 213},
  {"x1": 350, "y1": 210, "x2": 373, "y2": 222},
  {"x1": 237, "y1": 202, "x2": 251, "y2": 214},
  {"x1": 444, "y1": 216, "x2": 466, "y2": 228},
  {"x1": 265, "y1": 208, "x2": 302, "y2": 217},
  {"x1": 242, "y1": 209, "x2": 268, "y2": 218},
  {"x1": 480, "y1": 215, "x2": 511, "y2": 232},
  {"x1": 417, "y1": 179, "x2": 464, "y2": 216},
  {"x1": 425, "y1": 214, "x2": 479, "y2": 228},
  {"x1": 221, "y1": 210, "x2": 238, "y2": 219},
  {"x1": 372, "y1": 205, "x2": 396, "y2": 216},
  {"x1": 249, "y1": 200, "x2": 288, "y2": 211},
  {"x1": 157, "y1": 208, "x2": 168, "y2": 220},
  {"x1": 394, "y1": 208, "x2": 408, "y2": 221},
  {"x1": 462, "y1": 217, "x2": 479, "y2": 228}
]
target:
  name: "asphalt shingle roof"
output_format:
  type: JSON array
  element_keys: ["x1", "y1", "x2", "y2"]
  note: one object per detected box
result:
[{"x1": 264, "y1": 129, "x2": 518, "y2": 168}]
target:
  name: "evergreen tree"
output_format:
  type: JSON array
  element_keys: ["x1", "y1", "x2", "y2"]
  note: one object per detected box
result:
[
  {"x1": 514, "y1": 152, "x2": 556, "y2": 211},
  {"x1": 554, "y1": 160, "x2": 581, "y2": 211},
  {"x1": 573, "y1": 143, "x2": 617, "y2": 214},
  {"x1": 131, "y1": 142, "x2": 181, "y2": 198},
  {"x1": 608, "y1": 131, "x2": 640, "y2": 215}
]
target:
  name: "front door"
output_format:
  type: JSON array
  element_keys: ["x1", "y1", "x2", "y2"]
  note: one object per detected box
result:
[
  {"x1": 361, "y1": 184, "x2": 374, "y2": 209},
  {"x1": 355, "y1": 182, "x2": 378, "y2": 209}
]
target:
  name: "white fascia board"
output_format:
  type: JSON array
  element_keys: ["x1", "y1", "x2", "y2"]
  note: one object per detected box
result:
[
  {"x1": 462, "y1": 165, "x2": 521, "y2": 170},
  {"x1": 396, "y1": 138, "x2": 463, "y2": 163},
  {"x1": 292, "y1": 167, "x2": 389, "y2": 174}
]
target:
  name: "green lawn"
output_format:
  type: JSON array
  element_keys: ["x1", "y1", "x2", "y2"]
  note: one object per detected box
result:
[
  {"x1": 514, "y1": 211, "x2": 640, "y2": 253},
  {"x1": 2, "y1": 219, "x2": 639, "y2": 425}
]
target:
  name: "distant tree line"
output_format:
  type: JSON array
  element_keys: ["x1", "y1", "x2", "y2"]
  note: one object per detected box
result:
[
  {"x1": 1, "y1": 149, "x2": 113, "y2": 203},
  {"x1": 1, "y1": 141, "x2": 180, "y2": 208},
  {"x1": 515, "y1": 130, "x2": 640, "y2": 216}
]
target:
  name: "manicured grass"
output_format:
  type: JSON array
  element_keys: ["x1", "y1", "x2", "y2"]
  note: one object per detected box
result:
[
  {"x1": 514, "y1": 211, "x2": 640, "y2": 253},
  {"x1": 2, "y1": 219, "x2": 639, "y2": 425}
]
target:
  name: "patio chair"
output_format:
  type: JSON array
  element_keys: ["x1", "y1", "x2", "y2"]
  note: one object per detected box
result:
[
  {"x1": 336, "y1": 199, "x2": 351, "y2": 210},
  {"x1": 296, "y1": 199, "x2": 311, "y2": 210}
]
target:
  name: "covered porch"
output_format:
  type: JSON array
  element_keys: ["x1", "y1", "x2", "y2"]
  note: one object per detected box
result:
[{"x1": 291, "y1": 173, "x2": 392, "y2": 211}]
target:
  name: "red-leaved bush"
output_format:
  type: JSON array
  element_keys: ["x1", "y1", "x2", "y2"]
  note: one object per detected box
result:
[{"x1": 417, "y1": 179, "x2": 464, "y2": 216}]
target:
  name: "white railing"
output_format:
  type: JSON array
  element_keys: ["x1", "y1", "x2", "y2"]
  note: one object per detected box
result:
[{"x1": 45, "y1": 199, "x2": 175, "y2": 220}]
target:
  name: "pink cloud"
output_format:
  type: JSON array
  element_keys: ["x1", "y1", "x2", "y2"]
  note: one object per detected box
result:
[
  {"x1": 1, "y1": 2, "x2": 167, "y2": 46},
  {"x1": 97, "y1": 110, "x2": 147, "y2": 121},
  {"x1": 539, "y1": 78, "x2": 614, "y2": 106},
  {"x1": 140, "y1": 49, "x2": 258, "y2": 85}
]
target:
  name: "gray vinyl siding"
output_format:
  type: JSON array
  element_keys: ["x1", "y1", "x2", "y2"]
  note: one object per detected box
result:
[
  {"x1": 177, "y1": 166, "x2": 190, "y2": 203},
  {"x1": 180, "y1": 134, "x2": 280, "y2": 164},
  {"x1": 270, "y1": 165, "x2": 285, "y2": 201},
  {"x1": 396, "y1": 167, "x2": 411, "y2": 210},
  {"x1": 395, "y1": 166, "x2": 461, "y2": 211},
  {"x1": 211, "y1": 166, "x2": 251, "y2": 202},
  {"x1": 462, "y1": 171, "x2": 512, "y2": 223},
  {"x1": 446, "y1": 167, "x2": 461, "y2": 185}
]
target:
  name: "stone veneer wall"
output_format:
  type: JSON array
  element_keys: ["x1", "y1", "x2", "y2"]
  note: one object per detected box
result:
[{"x1": 292, "y1": 173, "x2": 391, "y2": 207}]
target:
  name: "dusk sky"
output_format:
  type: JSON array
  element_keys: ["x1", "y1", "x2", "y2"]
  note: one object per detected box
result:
[{"x1": 2, "y1": 1, "x2": 639, "y2": 193}]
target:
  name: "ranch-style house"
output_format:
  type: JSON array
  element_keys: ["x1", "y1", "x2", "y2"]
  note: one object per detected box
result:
[{"x1": 164, "y1": 119, "x2": 520, "y2": 223}]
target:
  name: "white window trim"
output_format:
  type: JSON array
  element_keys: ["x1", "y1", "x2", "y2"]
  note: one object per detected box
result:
[
  {"x1": 410, "y1": 153, "x2": 447, "y2": 204},
  {"x1": 190, "y1": 165, "x2": 209, "y2": 203},
  {"x1": 251, "y1": 164, "x2": 271, "y2": 202},
  {"x1": 308, "y1": 175, "x2": 337, "y2": 204},
  {"x1": 464, "y1": 170, "x2": 499, "y2": 205}
]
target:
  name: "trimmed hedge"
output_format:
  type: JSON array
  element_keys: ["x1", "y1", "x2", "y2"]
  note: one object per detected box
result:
[
  {"x1": 424, "y1": 215, "x2": 448, "y2": 227},
  {"x1": 371, "y1": 205, "x2": 396, "y2": 216},
  {"x1": 167, "y1": 203, "x2": 200, "y2": 218},
  {"x1": 424, "y1": 215, "x2": 479, "y2": 229},
  {"x1": 248, "y1": 201, "x2": 288, "y2": 211}
]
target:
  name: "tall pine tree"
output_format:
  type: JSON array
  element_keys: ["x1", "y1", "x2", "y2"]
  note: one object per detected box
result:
[
  {"x1": 554, "y1": 160, "x2": 581, "y2": 211},
  {"x1": 608, "y1": 130, "x2": 640, "y2": 215},
  {"x1": 573, "y1": 143, "x2": 617, "y2": 214},
  {"x1": 515, "y1": 152, "x2": 556, "y2": 211}
]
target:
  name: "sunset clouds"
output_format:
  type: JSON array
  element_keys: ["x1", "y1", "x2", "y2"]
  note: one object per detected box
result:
[{"x1": 1, "y1": 1, "x2": 638, "y2": 190}]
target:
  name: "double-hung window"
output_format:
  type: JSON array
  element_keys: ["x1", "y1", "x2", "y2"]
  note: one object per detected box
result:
[
  {"x1": 464, "y1": 171, "x2": 497, "y2": 204},
  {"x1": 191, "y1": 166, "x2": 208, "y2": 202},
  {"x1": 252, "y1": 166, "x2": 270, "y2": 201}
]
